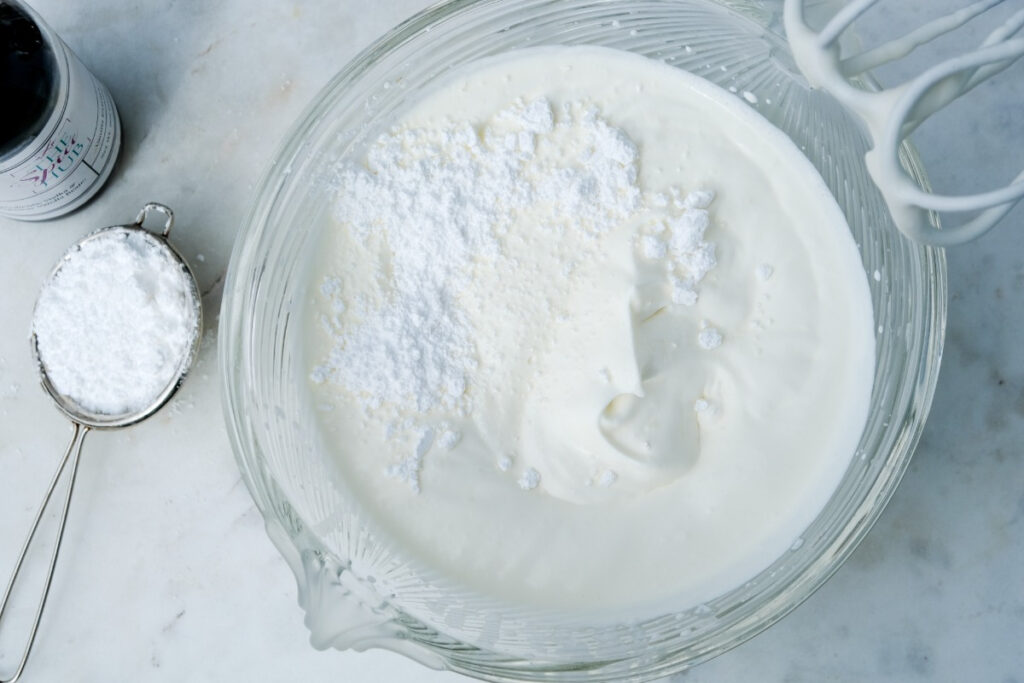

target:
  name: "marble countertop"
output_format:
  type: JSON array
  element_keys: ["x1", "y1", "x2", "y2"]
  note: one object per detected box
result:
[{"x1": 0, "y1": 1, "x2": 1021, "y2": 681}]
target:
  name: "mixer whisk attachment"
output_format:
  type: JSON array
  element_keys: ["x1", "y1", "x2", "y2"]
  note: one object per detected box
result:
[{"x1": 784, "y1": 0, "x2": 1024, "y2": 245}]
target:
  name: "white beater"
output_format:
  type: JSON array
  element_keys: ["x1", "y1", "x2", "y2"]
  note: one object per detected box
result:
[{"x1": 784, "y1": 0, "x2": 1024, "y2": 246}]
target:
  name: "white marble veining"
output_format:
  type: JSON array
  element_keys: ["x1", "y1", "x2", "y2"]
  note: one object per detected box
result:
[{"x1": 0, "y1": 1, "x2": 1021, "y2": 681}]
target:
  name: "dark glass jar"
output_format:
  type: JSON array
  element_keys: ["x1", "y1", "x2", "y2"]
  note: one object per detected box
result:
[{"x1": 0, "y1": 0, "x2": 120, "y2": 220}]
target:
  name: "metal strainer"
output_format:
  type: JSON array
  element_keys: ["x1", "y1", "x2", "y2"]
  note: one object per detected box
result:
[{"x1": 0, "y1": 203, "x2": 202, "y2": 683}]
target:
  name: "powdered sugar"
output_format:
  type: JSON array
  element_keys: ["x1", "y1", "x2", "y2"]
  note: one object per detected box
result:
[
  {"x1": 314, "y1": 96, "x2": 721, "y2": 494},
  {"x1": 385, "y1": 427, "x2": 436, "y2": 493},
  {"x1": 518, "y1": 467, "x2": 541, "y2": 490},
  {"x1": 313, "y1": 98, "x2": 641, "y2": 421},
  {"x1": 697, "y1": 321, "x2": 724, "y2": 350},
  {"x1": 637, "y1": 189, "x2": 718, "y2": 307},
  {"x1": 32, "y1": 229, "x2": 198, "y2": 416},
  {"x1": 436, "y1": 428, "x2": 462, "y2": 451}
]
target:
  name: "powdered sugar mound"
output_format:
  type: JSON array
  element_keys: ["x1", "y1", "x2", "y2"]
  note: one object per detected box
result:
[
  {"x1": 316, "y1": 98, "x2": 641, "y2": 418},
  {"x1": 32, "y1": 230, "x2": 198, "y2": 416}
]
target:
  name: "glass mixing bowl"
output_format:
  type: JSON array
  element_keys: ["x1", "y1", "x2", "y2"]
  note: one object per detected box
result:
[{"x1": 220, "y1": 0, "x2": 947, "y2": 679}]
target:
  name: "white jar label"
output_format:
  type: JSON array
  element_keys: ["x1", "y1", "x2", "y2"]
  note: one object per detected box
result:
[{"x1": 0, "y1": 41, "x2": 120, "y2": 220}]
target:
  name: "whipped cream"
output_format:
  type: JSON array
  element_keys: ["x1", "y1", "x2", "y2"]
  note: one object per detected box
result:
[{"x1": 305, "y1": 46, "x2": 875, "y2": 611}]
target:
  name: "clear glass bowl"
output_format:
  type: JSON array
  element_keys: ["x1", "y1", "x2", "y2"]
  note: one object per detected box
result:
[{"x1": 219, "y1": 0, "x2": 947, "y2": 679}]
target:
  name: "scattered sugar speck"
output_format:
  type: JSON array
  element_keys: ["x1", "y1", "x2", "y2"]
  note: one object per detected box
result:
[
  {"x1": 518, "y1": 467, "x2": 541, "y2": 490},
  {"x1": 698, "y1": 323, "x2": 723, "y2": 350}
]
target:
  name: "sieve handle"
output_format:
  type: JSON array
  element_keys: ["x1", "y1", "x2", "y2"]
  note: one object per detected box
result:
[
  {"x1": 133, "y1": 202, "x2": 175, "y2": 238},
  {"x1": 0, "y1": 422, "x2": 88, "y2": 683}
]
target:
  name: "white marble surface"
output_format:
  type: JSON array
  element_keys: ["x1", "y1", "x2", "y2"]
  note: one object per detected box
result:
[{"x1": 0, "y1": 1, "x2": 1021, "y2": 681}]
